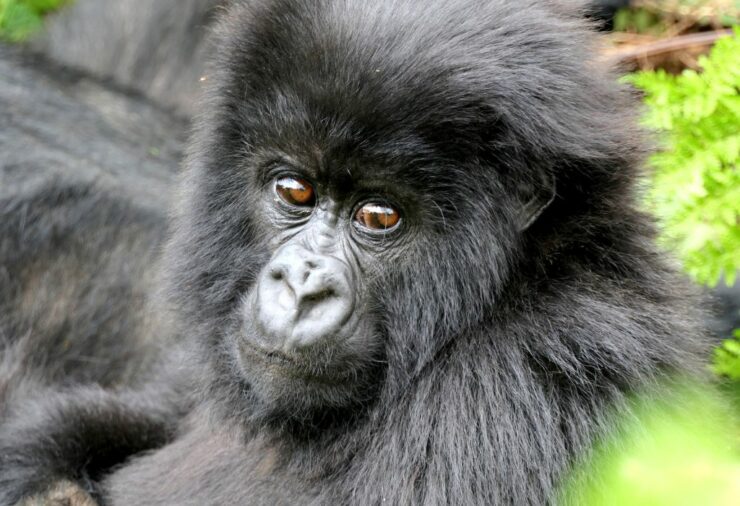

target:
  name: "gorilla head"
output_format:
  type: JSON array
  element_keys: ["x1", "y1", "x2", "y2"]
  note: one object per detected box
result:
[
  {"x1": 165, "y1": 0, "x2": 691, "y2": 439},
  {"x1": 167, "y1": 0, "x2": 640, "y2": 423}
]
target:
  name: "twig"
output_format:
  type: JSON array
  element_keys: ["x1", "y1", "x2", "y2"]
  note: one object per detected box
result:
[{"x1": 606, "y1": 29, "x2": 733, "y2": 65}]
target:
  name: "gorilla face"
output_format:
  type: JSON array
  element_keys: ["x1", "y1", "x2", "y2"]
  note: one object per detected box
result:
[
  {"x1": 190, "y1": 131, "x2": 545, "y2": 421},
  {"x1": 234, "y1": 165, "x2": 409, "y2": 413},
  {"x1": 184, "y1": 130, "x2": 519, "y2": 420},
  {"x1": 246, "y1": 172, "x2": 402, "y2": 352}
]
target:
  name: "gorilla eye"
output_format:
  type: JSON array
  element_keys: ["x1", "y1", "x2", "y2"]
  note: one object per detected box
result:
[
  {"x1": 275, "y1": 176, "x2": 315, "y2": 207},
  {"x1": 354, "y1": 203, "x2": 401, "y2": 231}
]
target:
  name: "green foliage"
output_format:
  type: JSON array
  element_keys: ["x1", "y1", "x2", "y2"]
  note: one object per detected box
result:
[
  {"x1": 559, "y1": 385, "x2": 740, "y2": 505},
  {"x1": 714, "y1": 330, "x2": 740, "y2": 379},
  {"x1": 0, "y1": 0, "x2": 67, "y2": 42},
  {"x1": 625, "y1": 28, "x2": 740, "y2": 288},
  {"x1": 614, "y1": 7, "x2": 664, "y2": 34},
  {"x1": 614, "y1": 1, "x2": 740, "y2": 32}
]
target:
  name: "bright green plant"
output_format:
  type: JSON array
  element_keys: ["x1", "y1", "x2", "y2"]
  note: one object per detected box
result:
[
  {"x1": 625, "y1": 28, "x2": 740, "y2": 288},
  {"x1": 626, "y1": 28, "x2": 740, "y2": 389},
  {"x1": 0, "y1": 0, "x2": 67, "y2": 42},
  {"x1": 559, "y1": 385, "x2": 740, "y2": 505},
  {"x1": 715, "y1": 329, "x2": 740, "y2": 379}
]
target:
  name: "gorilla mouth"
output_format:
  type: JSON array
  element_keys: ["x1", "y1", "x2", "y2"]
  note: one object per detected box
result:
[
  {"x1": 243, "y1": 343, "x2": 297, "y2": 366},
  {"x1": 239, "y1": 338, "x2": 361, "y2": 384}
]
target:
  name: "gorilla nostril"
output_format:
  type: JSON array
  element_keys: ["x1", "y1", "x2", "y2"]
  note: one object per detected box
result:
[
  {"x1": 305, "y1": 260, "x2": 317, "y2": 269},
  {"x1": 270, "y1": 269, "x2": 283, "y2": 281}
]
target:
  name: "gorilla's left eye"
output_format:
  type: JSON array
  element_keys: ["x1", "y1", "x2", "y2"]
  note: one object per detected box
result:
[
  {"x1": 354, "y1": 203, "x2": 401, "y2": 231},
  {"x1": 275, "y1": 176, "x2": 316, "y2": 207}
]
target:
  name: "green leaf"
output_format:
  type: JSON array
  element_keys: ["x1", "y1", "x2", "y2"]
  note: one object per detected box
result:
[
  {"x1": 630, "y1": 28, "x2": 740, "y2": 289},
  {"x1": 0, "y1": 0, "x2": 67, "y2": 41}
]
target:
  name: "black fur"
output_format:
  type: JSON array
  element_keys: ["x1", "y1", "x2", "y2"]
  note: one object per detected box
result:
[
  {"x1": 0, "y1": 1, "x2": 710, "y2": 504},
  {"x1": 32, "y1": 0, "x2": 222, "y2": 115},
  {"x1": 0, "y1": 45, "x2": 185, "y2": 407}
]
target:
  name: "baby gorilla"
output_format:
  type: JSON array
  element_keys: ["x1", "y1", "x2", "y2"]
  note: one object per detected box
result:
[{"x1": 0, "y1": 0, "x2": 710, "y2": 504}]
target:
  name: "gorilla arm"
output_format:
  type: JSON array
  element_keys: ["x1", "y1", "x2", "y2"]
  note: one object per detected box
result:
[{"x1": 0, "y1": 386, "x2": 182, "y2": 506}]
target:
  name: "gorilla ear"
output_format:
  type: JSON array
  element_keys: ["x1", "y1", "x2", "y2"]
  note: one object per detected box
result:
[{"x1": 516, "y1": 170, "x2": 556, "y2": 231}]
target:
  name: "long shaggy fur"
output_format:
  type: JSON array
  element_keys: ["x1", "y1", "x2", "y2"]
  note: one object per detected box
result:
[
  {"x1": 0, "y1": 1, "x2": 710, "y2": 505},
  {"x1": 0, "y1": 45, "x2": 184, "y2": 413}
]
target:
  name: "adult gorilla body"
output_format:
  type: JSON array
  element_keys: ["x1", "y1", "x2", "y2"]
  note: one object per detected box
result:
[{"x1": 0, "y1": 0, "x2": 708, "y2": 504}]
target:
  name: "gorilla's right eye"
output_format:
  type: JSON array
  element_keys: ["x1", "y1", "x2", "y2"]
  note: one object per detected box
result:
[
  {"x1": 354, "y1": 203, "x2": 401, "y2": 231},
  {"x1": 275, "y1": 176, "x2": 316, "y2": 207}
]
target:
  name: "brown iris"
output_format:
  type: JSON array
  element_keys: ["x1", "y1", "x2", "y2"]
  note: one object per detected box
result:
[
  {"x1": 355, "y1": 203, "x2": 400, "y2": 231},
  {"x1": 275, "y1": 176, "x2": 315, "y2": 206}
]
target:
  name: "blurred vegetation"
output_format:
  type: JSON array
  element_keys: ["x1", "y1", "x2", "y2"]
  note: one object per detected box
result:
[
  {"x1": 715, "y1": 329, "x2": 740, "y2": 379},
  {"x1": 604, "y1": 0, "x2": 738, "y2": 72},
  {"x1": 0, "y1": 0, "x2": 66, "y2": 42},
  {"x1": 559, "y1": 385, "x2": 740, "y2": 505},
  {"x1": 616, "y1": 1, "x2": 739, "y2": 34}
]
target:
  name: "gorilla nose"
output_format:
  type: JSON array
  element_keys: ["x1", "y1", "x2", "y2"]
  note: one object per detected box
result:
[
  {"x1": 268, "y1": 257, "x2": 333, "y2": 309},
  {"x1": 255, "y1": 245, "x2": 354, "y2": 350}
]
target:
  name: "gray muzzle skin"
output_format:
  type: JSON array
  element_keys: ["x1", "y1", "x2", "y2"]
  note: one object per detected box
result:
[{"x1": 253, "y1": 244, "x2": 355, "y2": 352}]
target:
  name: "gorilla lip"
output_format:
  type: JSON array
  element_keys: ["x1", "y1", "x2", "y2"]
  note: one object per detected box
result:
[
  {"x1": 239, "y1": 340, "x2": 359, "y2": 383},
  {"x1": 240, "y1": 340, "x2": 296, "y2": 366}
]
